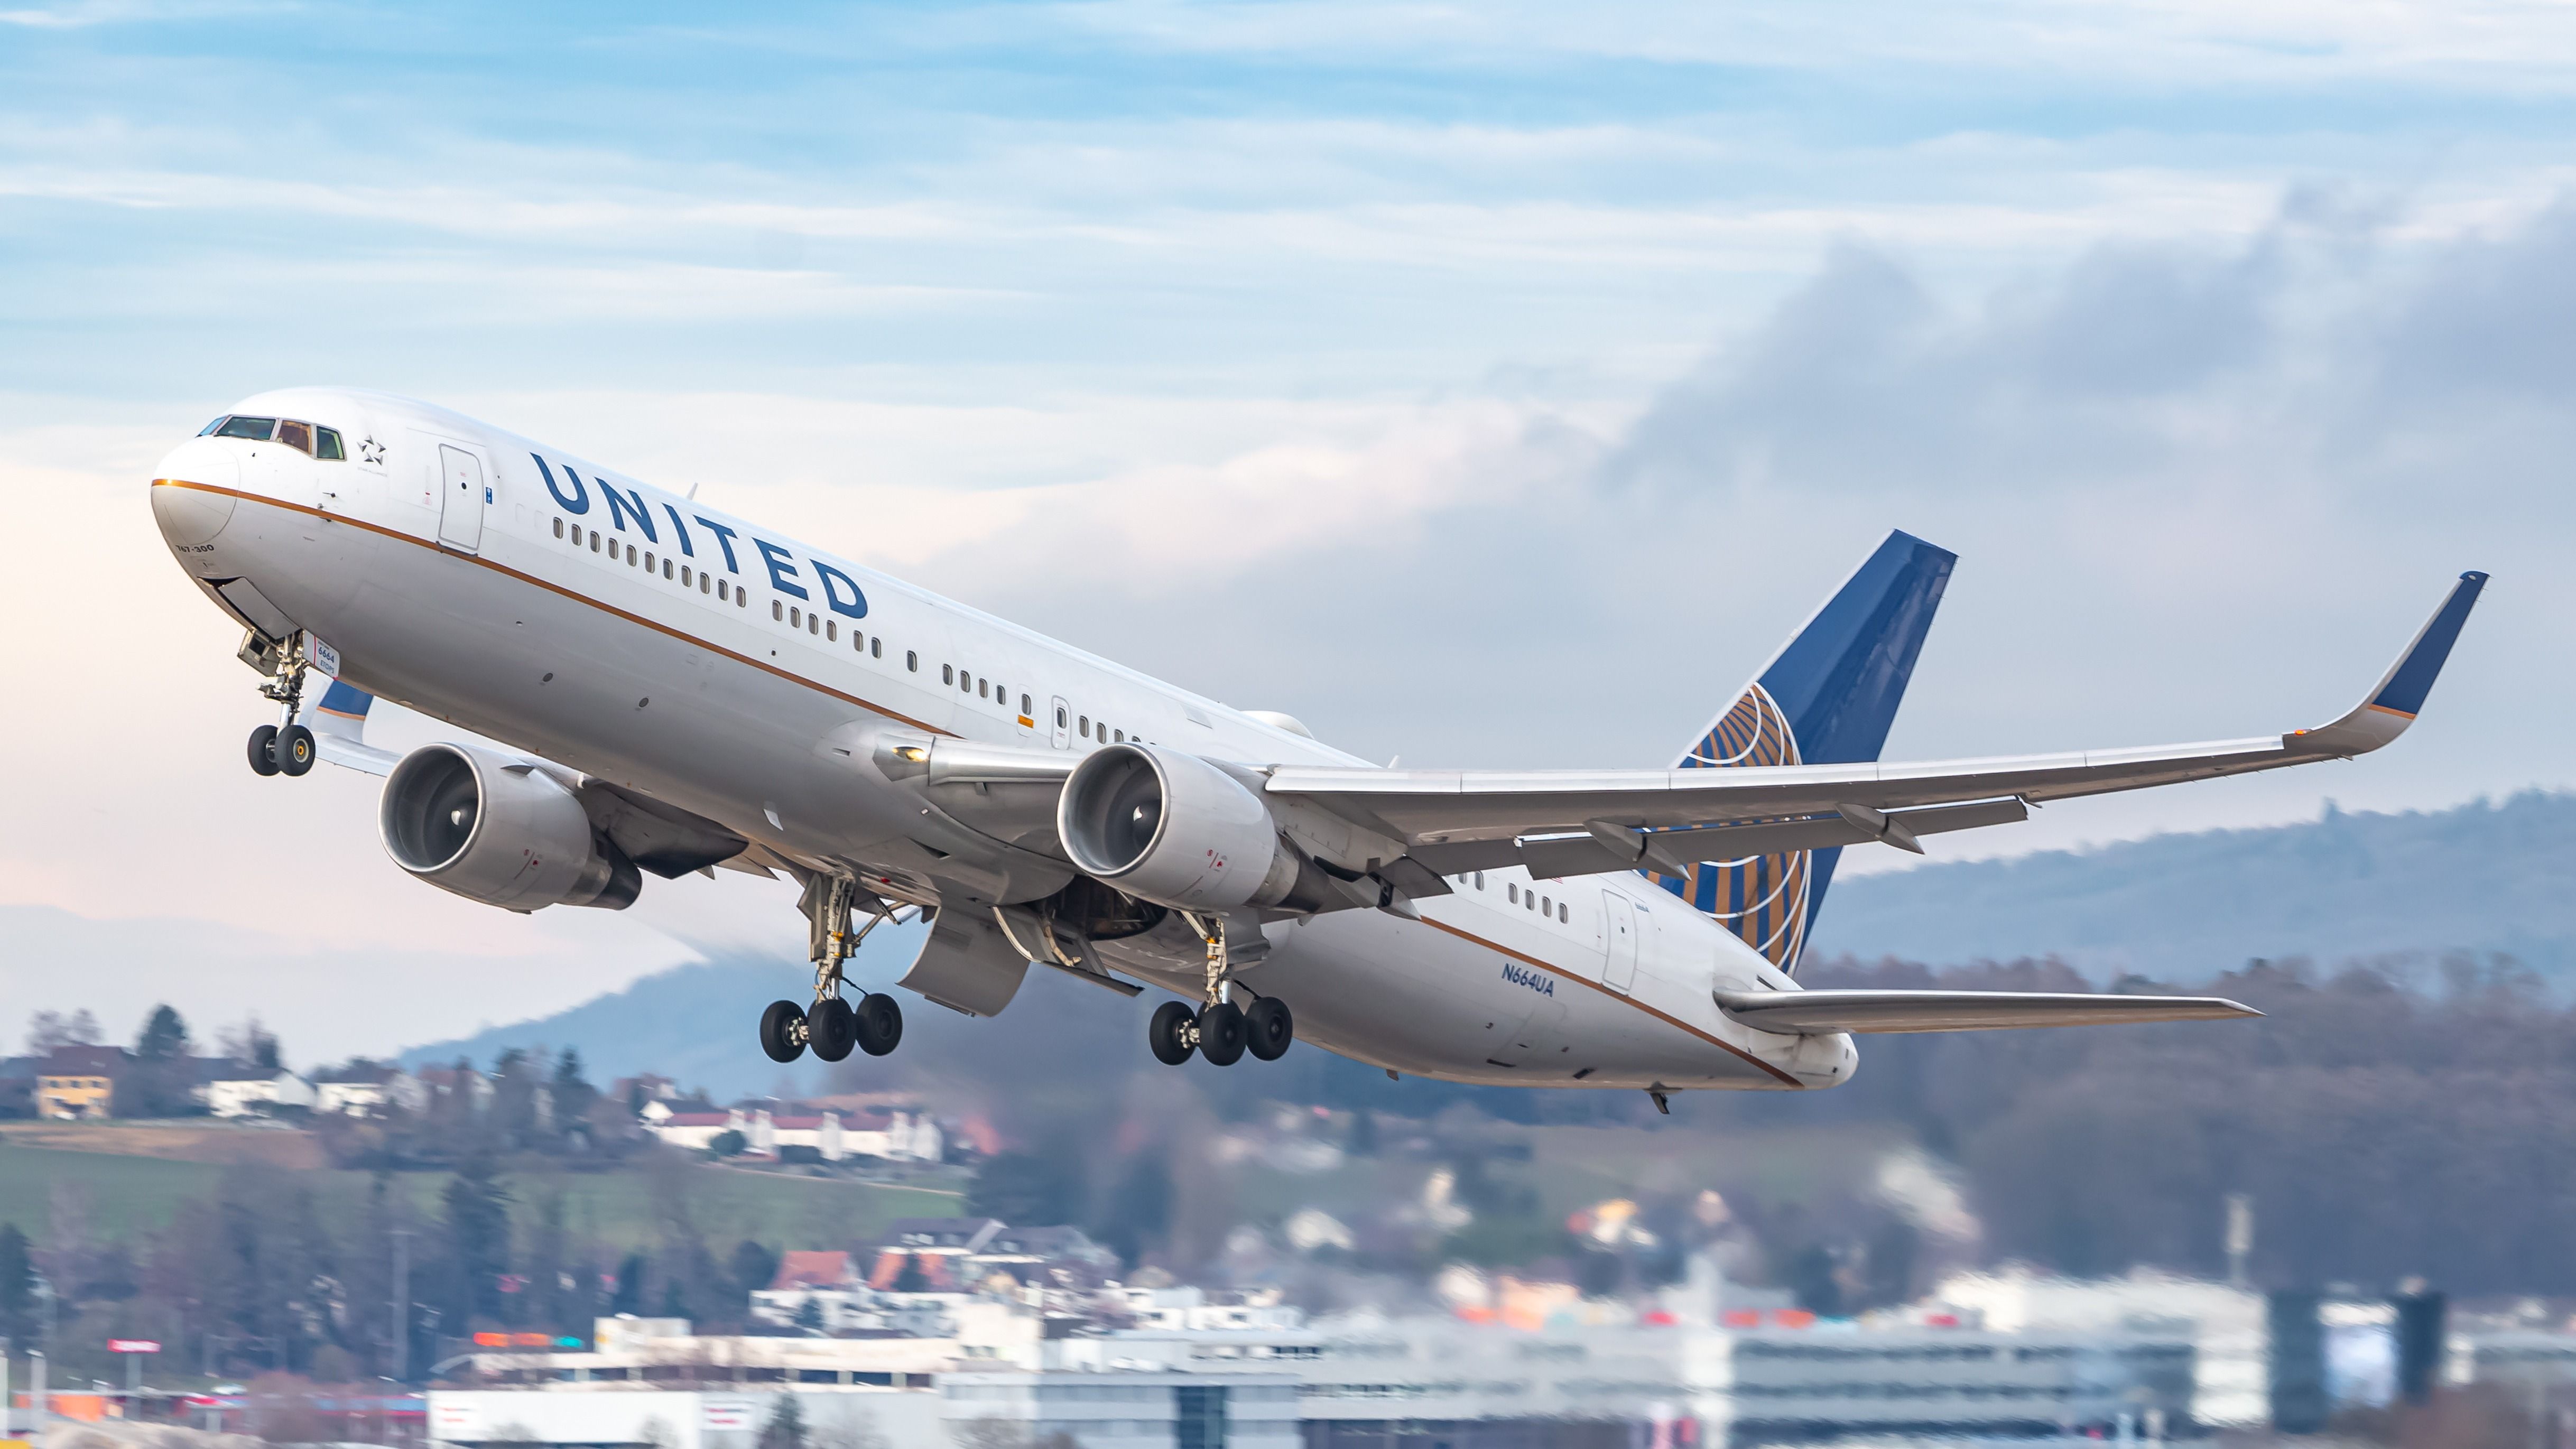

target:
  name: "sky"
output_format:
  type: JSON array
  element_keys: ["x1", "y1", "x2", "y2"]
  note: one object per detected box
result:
[{"x1": 5, "y1": 0, "x2": 2575, "y2": 1061}]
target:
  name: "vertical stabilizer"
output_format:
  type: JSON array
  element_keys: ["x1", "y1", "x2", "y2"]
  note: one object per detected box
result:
[{"x1": 1653, "y1": 531, "x2": 1954, "y2": 971}]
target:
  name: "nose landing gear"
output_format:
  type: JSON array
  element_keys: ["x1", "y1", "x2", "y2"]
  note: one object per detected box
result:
[
  {"x1": 243, "y1": 634, "x2": 320, "y2": 777},
  {"x1": 759, "y1": 875, "x2": 906, "y2": 1065},
  {"x1": 1145, "y1": 916, "x2": 1294, "y2": 1066}
]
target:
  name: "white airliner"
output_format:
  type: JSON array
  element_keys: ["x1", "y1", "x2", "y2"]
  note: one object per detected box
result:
[{"x1": 150, "y1": 388, "x2": 2486, "y2": 1106}]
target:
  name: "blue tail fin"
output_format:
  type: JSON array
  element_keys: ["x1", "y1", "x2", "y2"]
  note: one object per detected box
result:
[{"x1": 1652, "y1": 530, "x2": 1955, "y2": 972}]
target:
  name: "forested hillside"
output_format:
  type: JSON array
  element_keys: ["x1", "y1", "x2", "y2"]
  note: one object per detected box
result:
[{"x1": 1808, "y1": 790, "x2": 2576, "y2": 984}]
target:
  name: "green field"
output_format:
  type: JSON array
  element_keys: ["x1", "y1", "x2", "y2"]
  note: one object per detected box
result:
[{"x1": 0, "y1": 1141, "x2": 960, "y2": 1252}]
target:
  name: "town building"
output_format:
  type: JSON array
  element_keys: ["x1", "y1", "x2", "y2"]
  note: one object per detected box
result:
[
  {"x1": 35, "y1": 1044, "x2": 126, "y2": 1119},
  {"x1": 200, "y1": 1064, "x2": 318, "y2": 1117},
  {"x1": 312, "y1": 1060, "x2": 430, "y2": 1116}
]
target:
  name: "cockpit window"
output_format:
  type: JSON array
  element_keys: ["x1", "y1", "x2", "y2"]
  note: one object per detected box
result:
[
  {"x1": 199, "y1": 417, "x2": 228, "y2": 436},
  {"x1": 316, "y1": 427, "x2": 345, "y2": 461},
  {"x1": 276, "y1": 420, "x2": 314, "y2": 454},
  {"x1": 216, "y1": 416, "x2": 276, "y2": 441}
]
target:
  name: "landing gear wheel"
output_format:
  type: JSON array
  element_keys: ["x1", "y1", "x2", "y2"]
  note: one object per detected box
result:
[
  {"x1": 275, "y1": 723, "x2": 316, "y2": 776},
  {"x1": 759, "y1": 1000, "x2": 809, "y2": 1063},
  {"x1": 808, "y1": 996, "x2": 856, "y2": 1062},
  {"x1": 1245, "y1": 996, "x2": 1294, "y2": 1062},
  {"x1": 247, "y1": 724, "x2": 280, "y2": 777},
  {"x1": 856, "y1": 993, "x2": 904, "y2": 1057},
  {"x1": 1197, "y1": 1001, "x2": 1247, "y2": 1066},
  {"x1": 1149, "y1": 1001, "x2": 1197, "y2": 1066}
]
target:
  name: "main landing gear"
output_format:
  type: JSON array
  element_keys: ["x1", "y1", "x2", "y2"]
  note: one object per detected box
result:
[
  {"x1": 244, "y1": 634, "x2": 316, "y2": 778},
  {"x1": 762, "y1": 876, "x2": 904, "y2": 1065},
  {"x1": 1148, "y1": 916, "x2": 1294, "y2": 1067}
]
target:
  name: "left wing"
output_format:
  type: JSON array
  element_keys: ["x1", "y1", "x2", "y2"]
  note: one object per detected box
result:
[
  {"x1": 1715, "y1": 987, "x2": 2258, "y2": 1035},
  {"x1": 1267, "y1": 571, "x2": 2487, "y2": 876}
]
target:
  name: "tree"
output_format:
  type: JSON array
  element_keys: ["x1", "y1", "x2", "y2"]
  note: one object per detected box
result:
[
  {"x1": 709, "y1": 1130, "x2": 747, "y2": 1159},
  {"x1": 0, "y1": 1222, "x2": 33, "y2": 1343},
  {"x1": 118, "y1": 1005, "x2": 199, "y2": 1118},
  {"x1": 757, "y1": 1393, "x2": 805, "y2": 1449},
  {"x1": 219, "y1": 1017, "x2": 282, "y2": 1070},
  {"x1": 441, "y1": 1153, "x2": 512, "y2": 1324},
  {"x1": 729, "y1": 1239, "x2": 780, "y2": 1298},
  {"x1": 794, "y1": 1296, "x2": 824, "y2": 1333},
  {"x1": 552, "y1": 1049, "x2": 598, "y2": 1129},
  {"x1": 26, "y1": 1009, "x2": 101, "y2": 1054}
]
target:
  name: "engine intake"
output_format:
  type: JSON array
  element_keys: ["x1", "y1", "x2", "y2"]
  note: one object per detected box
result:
[
  {"x1": 379, "y1": 743, "x2": 640, "y2": 912},
  {"x1": 1058, "y1": 744, "x2": 1300, "y2": 912}
]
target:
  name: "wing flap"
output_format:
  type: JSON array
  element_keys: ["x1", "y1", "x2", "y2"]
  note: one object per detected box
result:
[{"x1": 1715, "y1": 988, "x2": 2260, "y2": 1035}]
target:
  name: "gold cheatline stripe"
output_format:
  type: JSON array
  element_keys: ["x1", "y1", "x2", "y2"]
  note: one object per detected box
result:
[
  {"x1": 156, "y1": 479, "x2": 952, "y2": 738},
  {"x1": 1415, "y1": 915, "x2": 1803, "y2": 1087}
]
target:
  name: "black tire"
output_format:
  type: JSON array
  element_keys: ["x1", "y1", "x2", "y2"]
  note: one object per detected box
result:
[
  {"x1": 856, "y1": 993, "x2": 904, "y2": 1057},
  {"x1": 1148, "y1": 1000, "x2": 1196, "y2": 1066},
  {"x1": 758, "y1": 1000, "x2": 808, "y2": 1063},
  {"x1": 276, "y1": 722, "x2": 317, "y2": 776},
  {"x1": 1198, "y1": 1001, "x2": 1247, "y2": 1066},
  {"x1": 247, "y1": 724, "x2": 280, "y2": 777},
  {"x1": 1246, "y1": 996, "x2": 1294, "y2": 1062},
  {"x1": 808, "y1": 996, "x2": 856, "y2": 1062}
]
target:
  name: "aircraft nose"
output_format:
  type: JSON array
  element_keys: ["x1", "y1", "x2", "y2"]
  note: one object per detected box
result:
[{"x1": 151, "y1": 439, "x2": 240, "y2": 549}]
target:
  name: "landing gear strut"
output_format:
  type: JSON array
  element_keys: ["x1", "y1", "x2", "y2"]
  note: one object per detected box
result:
[
  {"x1": 1146, "y1": 915, "x2": 1293, "y2": 1067},
  {"x1": 762, "y1": 875, "x2": 905, "y2": 1064},
  {"x1": 245, "y1": 633, "x2": 317, "y2": 778}
]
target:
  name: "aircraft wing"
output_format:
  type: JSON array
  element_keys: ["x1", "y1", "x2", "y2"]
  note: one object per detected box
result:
[
  {"x1": 1713, "y1": 987, "x2": 2259, "y2": 1035},
  {"x1": 1265, "y1": 571, "x2": 2487, "y2": 872}
]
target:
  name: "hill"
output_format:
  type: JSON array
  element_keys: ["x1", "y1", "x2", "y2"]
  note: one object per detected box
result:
[{"x1": 1806, "y1": 789, "x2": 2576, "y2": 984}]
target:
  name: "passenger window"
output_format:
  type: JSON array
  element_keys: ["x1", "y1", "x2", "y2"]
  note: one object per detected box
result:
[
  {"x1": 907, "y1": 651, "x2": 918, "y2": 672},
  {"x1": 827, "y1": 621, "x2": 837, "y2": 642},
  {"x1": 1021, "y1": 694, "x2": 1033, "y2": 716},
  {"x1": 645, "y1": 551, "x2": 655, "y2": 571},
  {"x1": 1474, "y1": 872, "x2": 1485, "y2": 890},
  {"x1": 1507, "y1": 884, "x2": 1518, "y2": 903},
  {"x1": 942, "y1": 664, "x2": 955, "y2": 685},
  {"x1": 1526, "y1": 893, "x2": 1537, "y2": 912},
  {"x1": 808, "y1": 613, "x2": 819, "y2": 636},
  {"x1": 316, "y1": 427, "x2": 345, "y2": 461},
  {"x1": 1541, "y1": 895, "x2": 1551, "y2": 913},
  {"x1": 216, "y1": 416, "x2": 275, "y2": 441},
  {"x1": 1559, "y1": 903, "x2": 1570, "y2": 923},
  {"x1": 627, "y1": 545, "x2": 637, "y2": 566},
  {"x1": 1113, "y1": 729, "x2": 1124, "y2": 743},
  {"x1": 718, "y1": 579, "x2": 728, "y2": 600},
  {"x1": 276, "y1": 420, "x2": 314, "y2": 454},
  {"x1": 591, "y1": 533, "x2": 602, "y2": 553},
  {"x1": 553, "y1": 518, "x2": 564, "y2": 539},
  {"x1": 1056, "y1": 707, "x2": 1067, "y2": 727},
  {"x1": 978, "y1": 679, "x2": 988, "y2": 699},
  {"x1": 960, "y1": 674, "x2": 972, "y2": 694},
  {"x1": 1079, "y1": 717, "x2": 1089, "y2": 737},
  {"x1": 736, "y1": 588, "x2": 747, "y2": 608},
  {"x1": 775, "y1": 601, "x2": 786, "y2": 621},
  {"x1": 872, "y1": 637, "x2": 883, "y2": 658},
  {"x1": 664, "y1": 559, "x2": 674, "y2": 580}
]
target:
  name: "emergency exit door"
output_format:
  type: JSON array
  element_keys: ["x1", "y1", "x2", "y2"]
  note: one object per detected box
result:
[
  {"x1": 1601, "y1": 890, "x2": 1639, "y2": 994},
  {"x1": 437, "y1": 444, "x2": 485, "y2": 553}
]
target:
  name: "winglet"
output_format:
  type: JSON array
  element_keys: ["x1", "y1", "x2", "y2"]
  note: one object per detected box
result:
[{"x1": 2295, "y1": 571, "x2": 2488, "y2": 756}]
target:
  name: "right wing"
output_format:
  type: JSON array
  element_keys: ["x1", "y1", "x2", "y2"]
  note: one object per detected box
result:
[{"x1": 1267, "y1": 571, "x2": 2489, "y2": 878}]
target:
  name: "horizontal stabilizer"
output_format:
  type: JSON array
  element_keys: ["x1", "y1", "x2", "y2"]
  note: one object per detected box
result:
[{"x1": 1713, "y1": 987, "x2": 2259, "y2": 1035}]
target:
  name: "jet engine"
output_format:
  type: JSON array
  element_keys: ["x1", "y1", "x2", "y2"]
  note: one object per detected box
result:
[
  {"x1": 1057, "y1": 744, "x2": 1303, "y2": 912},
  {"x1": 379, "y1": 743, "x2": 641, "y2": 912}
]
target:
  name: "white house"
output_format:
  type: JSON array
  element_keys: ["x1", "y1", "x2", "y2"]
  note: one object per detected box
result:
[
  {"x1": 841, "y1": 1107, "x2": 943, "y2": 1162},
  {"x1": 312, "y1": 1061, "x2": 428, "y2": 1117},
  {"x1": 201, "y1": 1066, "x2": 317, "y2": 1117}
]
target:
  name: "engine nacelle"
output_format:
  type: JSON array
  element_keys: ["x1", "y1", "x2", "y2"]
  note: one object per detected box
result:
[
  {"x1": 379, "y1": 743, "x2": 640, "y2": 912},
  {"x1": 1058, "y1": 744, "x2": 1300, "y2": 912}
]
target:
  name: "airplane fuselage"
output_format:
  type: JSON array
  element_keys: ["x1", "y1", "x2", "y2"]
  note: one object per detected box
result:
[{"x1": 152, "y1": 387, "x2": 1855, "y2": 1092}]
